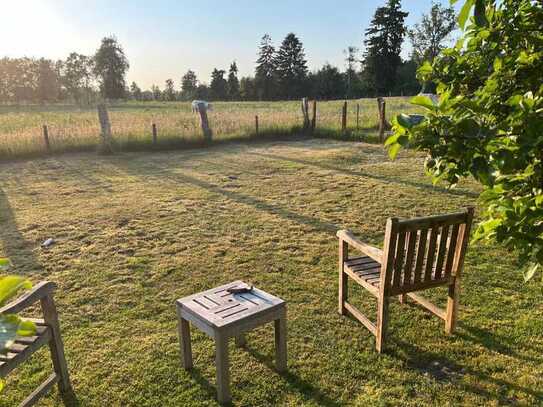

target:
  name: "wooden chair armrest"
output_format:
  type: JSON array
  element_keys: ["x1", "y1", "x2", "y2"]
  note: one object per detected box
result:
[
  {"x1": 337, "y1": 230, "x2": 383, "y2": 263},
  {"x1": 0, "y1": 281, "x2": 57, "y2": 315}
]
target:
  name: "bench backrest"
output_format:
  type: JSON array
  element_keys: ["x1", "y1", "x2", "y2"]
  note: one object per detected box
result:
[{"x1": 380, "y1": 208, "x2": 474, "y2": 295}]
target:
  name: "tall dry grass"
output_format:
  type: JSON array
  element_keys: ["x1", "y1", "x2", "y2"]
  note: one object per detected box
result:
[{"x1": 0, "y1": 98, "x2": 421, "y2": 159}]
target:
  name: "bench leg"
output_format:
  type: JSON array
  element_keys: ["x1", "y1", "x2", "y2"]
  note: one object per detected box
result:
[
  {"x1": 398, "y1": 294, "x2": 406, "y2": 304},
  {"x1": 274, "y1": 312, "x2": 287, "y2": 372},
  {"x1": 338, "y1": 240, "x2": 348, "y2": 315},
  {"x1": 178, "y1": 317, "x2": 193, "y2": 370},
  {"x1": 235, "y1": 334, "x2": 246, "y2": 348},
  {"x1": 215, "y1": 333, "x2": 231, "y2": 404},
  {"x1": 445, "y1": 281, "x2": 459, "y2": 334},
  {"x1": 376, "y1": 296, "x2": 389, "y2": 354},
  {"x1": 40, "y1": 295, "x2": 73, "y2": 400}
]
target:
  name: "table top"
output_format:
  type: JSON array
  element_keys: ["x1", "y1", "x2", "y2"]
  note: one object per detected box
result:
[{"x1": 177, "y1": 281, "x2": 285, "y2": 329}]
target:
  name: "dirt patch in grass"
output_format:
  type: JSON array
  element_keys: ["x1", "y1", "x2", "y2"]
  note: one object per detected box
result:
[{"x1": 0, "y1": 138, "x2": 541, "y2": 406}]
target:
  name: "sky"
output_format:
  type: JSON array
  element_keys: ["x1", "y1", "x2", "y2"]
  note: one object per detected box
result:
[{"x1": 0, "y1": 0, "x2": 461, "y2": 89}]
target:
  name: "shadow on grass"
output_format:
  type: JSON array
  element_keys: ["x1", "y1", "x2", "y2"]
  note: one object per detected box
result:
[
  {"x1": 0, "y1": 186, "x2": 42, "y2": 274},
  {"x1": 111, "y1": 159, "x2": 339, "y2": 235},
  {"x1": 244, "y1": 345, "x2": 342, "y2": 407},
  {"x1": 391, "y1": 339, "x2": 543, "y2": 403},
  {"x1": 252, "y1": 152, "x2": 479, "y2": 199}
]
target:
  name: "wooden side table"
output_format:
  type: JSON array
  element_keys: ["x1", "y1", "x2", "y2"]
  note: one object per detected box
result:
[{"x1": 176, "y1": 281, "x2": 287, "y2": 404}]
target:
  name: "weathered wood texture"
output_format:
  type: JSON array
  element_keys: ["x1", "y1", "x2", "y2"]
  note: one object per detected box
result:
[
  {"x1": 196, "y1": 102, "x2": 212, "y2": 141},
  {"x1": 152, "y1": 123, "x2": 157, "y2": 145},
  {"x1": 0, "y1": 281, "x2": 73, "y2": 406},
  {"x1": 311, "y1": 100, "x2": 317, "y2": 133},
  {"x1": 255, "y1": 115, "x2": 259, "y2": 136},
  {"x1": 42, "y1": 125, "x2": 50, "y2": 151},
  {"x1": 341, "y1": 101, "x2": 347, "y2": 132},
  {"x1": 97, "y1": 103, "x2": 114, "y2": 153},
  {"x1": 337, "y1": 208, "x2": 474, "y2": 353},
  {"x1": 301, "y1": 98, "x2": 310, "y2": 131},
  {"x1": 176, "y1": 281, "x2": 287, "y2": 404}
]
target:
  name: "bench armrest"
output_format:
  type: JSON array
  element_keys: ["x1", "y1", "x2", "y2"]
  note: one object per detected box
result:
[
  {"x1": 0, "y1": 281, "x2": 57, "y2": 315},
  {"x1": 337, "y1": 230, "x2": 383, "y2": 263}
]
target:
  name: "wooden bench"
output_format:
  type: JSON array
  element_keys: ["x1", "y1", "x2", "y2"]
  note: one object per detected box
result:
[
  {"x1": 338, "y1": 208, "x2": 474, "y2": 353},
  {"x1": 0, "y1": 281, "x2": 73, "y2": 406},
  {"x1": 176, "y1": 281, "x2": 287, "y2": 404}
]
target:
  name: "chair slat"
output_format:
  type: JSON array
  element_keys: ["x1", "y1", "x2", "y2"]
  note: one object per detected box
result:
[
  {"x1": 413, "y1": 229, "x2": 428, "y2": 284},
  {"x1": 444, "y1": 224, "x2": 460, "y2": 278},
  {"x1": 434, "y1": 225, "x2": 450, "y2": 280},
  {"x1": 424, "y1": 228, "x2": 439, "y2": 282},
  {"x1": 402, "y1": 230, "x2": 418, "y2": 286},
  {"x1": 392, "y1": 231, "x2": 406, "y2": 288}
]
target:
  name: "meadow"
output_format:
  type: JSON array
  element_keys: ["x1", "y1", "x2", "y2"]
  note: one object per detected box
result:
[
  {"x1": 0, "y1": 138, "x2": 541, "y2": 406},
  {"x1": 0, "y1": 98, "x2": 422, "y2": 160}
]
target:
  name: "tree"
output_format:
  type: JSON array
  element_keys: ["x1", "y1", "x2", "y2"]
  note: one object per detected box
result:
[
  {"x1": 227, "y1": 62, "x2": 240, "y2": 100},
  {"x1": 255, "y1": 34, "x2": 277, "y2": 100},
  {"x1": 240, "y1": 76, "x2": 256, "y2": 101},
  {"x1": 387, "y1": 0, "x2": 543, "y2": 280},
  {"x1": 36, "y1": 58, "x2": 60, "y2": 103},
  {"x1": 309, "y1": 64, "x2": 345, "y2": 100},
  {"x1": 93, "y1": 36, "x2": 129, "y2": 99},
  {"x1": 195, "y1": 83, "x2": 210, "y2": 100},
  {"x1": 163, "y1": 78, "x2": 176, "y2": 101},
  {"x1": 409, "y1": 1, "x2": 457, "y2": 65},
  {"x1": 393, "y1": 60, "x2": 420, "y2": 96},
  {"x1": 62, "y1": 53, "x2": 94, "y2": 104},
  {"x1": 362, "y1": 0, "x2": 409, "y2": 95},
  {"x1": 344, "y1": 46, "x2": 361, "y2": 99},
  {"x1": 275, "y1": 33, "x2": 308, "y2": 99},
  {"x1": 210, "y1": 68, "x2": 228, "y2": 100},
  {"x1": 150, "y1": 84, "x2": 161, "y2": 101},
  {"x1": 129, "y1": 82, "x2": 142, "y2": 100},
  {"x1": 181, "y1": 69, "x2": 198, "y2": 100}
]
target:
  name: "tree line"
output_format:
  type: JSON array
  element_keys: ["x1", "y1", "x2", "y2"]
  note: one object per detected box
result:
[{"x1": 0, "y1": 0, "x2": 456, "y2": 104}]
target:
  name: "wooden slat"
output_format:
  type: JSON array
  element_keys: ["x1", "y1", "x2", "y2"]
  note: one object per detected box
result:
[
  {"x1": 398, "y1": 211, "x2": 467, "y2": 231},
  {"x1": 19, "y1": 373, "x2": 59, "y2": 407},
  {"x1": 349, "y1": 262, "x2": 380, "y2": 272},
  {"x1": 381, "y1": 218, "x2": 399, "y2": 294},
  {"x1": 392, "y1": 231, "x2": 406, "y2": 288},
  {"x1": 406, "y1": 292, "x2": 446, "y2": 320},
  {"x1": 344, "y1": 302, "x2": 377, "y2": 335},
  {"x1": 424, "y1": 228, "x2": 439, "y2": 282},
  {"x1": 343, "y1": 268, "x2": 379, "y2": 296},
  {"x1": 413, "y1": 229, "x2": 428, "y2": 284},
  {"x1": 402, "y1": 230, "x2": 418, "y2": 286},
  {"x1": 344, "y1": 257, "x2": 376, "y2": 267},
  {"x1": 443, "y1": 224, "x2": 460, "y2": 278},
  {"x1": 0, "y1": 327, "x2": 51, "y2": 377},
  {"x1": 434, "y1": 225, "x2": 450, "y2": 280}
]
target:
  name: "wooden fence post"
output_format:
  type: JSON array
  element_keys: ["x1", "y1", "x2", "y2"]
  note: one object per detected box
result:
[
  {"x1": 255, "y1": 115, "x2": 259, "y2": 136},
  {"x1": 341, "y1": 101, "x2": 347, "y2": 133},
  {"x1": 356, "y1": 104, "x2": 360, "y2": 131},
  {"x1": 301, "y1": 98, "x2": 310, "y2": 132},
  {"x1": 97, "y1": 103, "x2": 114, "y2": 154},
  {"x1": 311, "y1": 100, "x2": 317, "y2": 134},
  {"x1": 377, "y1": 97, "x2": 386, "y2": 143},
  {"x1": 152, "y1": 123, "x2": 157, "y2": 145},
  {"x1": 42, "y1": 125, "x2": 50, "y2": 152},
  {"x1": 197, "y1": 102, "x2": 212, "y2": 142}
]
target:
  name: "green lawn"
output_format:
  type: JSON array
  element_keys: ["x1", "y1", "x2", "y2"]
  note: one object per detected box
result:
[{"x1": 0, "y1": 138, "x2": 541, "y2": 406}]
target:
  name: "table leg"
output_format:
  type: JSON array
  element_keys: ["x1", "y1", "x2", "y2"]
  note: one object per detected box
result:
[
  {"x1": 215, "y1": 333, "x2": 231, "y2": 404},
  {"x1": 235, "y1": 334, "x2": 246, "y2": 348},
  {"x1": 178, "y1": 317, "x2": 193, "y2": 370},
  {"x1": 274, "y1": 313, "x2": 287, "y2": 372}
]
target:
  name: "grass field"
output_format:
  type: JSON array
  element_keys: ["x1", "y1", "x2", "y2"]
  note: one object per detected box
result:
[
  {"x1": 1, "y1": 138, "x2": 541, "y2": 406},
  {"x1": 0, "y1": 98, "x2": 421, "y2": 160}
]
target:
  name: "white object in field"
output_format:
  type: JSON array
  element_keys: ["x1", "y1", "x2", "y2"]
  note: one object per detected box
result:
[
  {"x1": 191, "y1": 100, "x2": 213, "y2": 113},
  {"x1": 41, "y1": 238, "x2": 55, "y2": 248},
  {"x1": 419, "y1": 93, "x2": 440, "y2": 105}
]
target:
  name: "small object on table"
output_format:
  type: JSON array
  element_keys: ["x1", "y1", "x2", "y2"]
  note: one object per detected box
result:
[{"x1": 176, "y1": 281, "x2": 287, "y2": 404}]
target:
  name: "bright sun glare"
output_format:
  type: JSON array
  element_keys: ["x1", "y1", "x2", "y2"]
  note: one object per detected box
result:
[{"x1": 0, "y1": 1, "x2": 71, "y2": 57}]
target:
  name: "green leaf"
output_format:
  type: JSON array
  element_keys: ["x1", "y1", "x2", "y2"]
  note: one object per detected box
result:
[
  {"x1": 388, "y1": 143, "x2": 402, "y2": 160},
  {"x1": 493, "y1": 57, "x2": 502, "y2": 72},
  {"x1": 474, "y1": 0, "x2": 488, "y2": 27},
  {"x1": 16, "y1": 319, "x2": 36, "y2": 337},
  {"x1": 410, "y1": 95, "x2": 436, "y2": 111},
  {"x1": 524, "y1": 263, "x2": 539, "y2": 282},
  {"x1": 458, "y1": 0, "x2": 475, "y2": 30},
  {"x1": 417, "y1": 61, "x2": 433, "y2": 76},
  {"x1": 0, "y1": 258, "x2": 10, "y2": 270},
  {"x1": 0, "y1": 276, "x2": 32, "y2": 306}
]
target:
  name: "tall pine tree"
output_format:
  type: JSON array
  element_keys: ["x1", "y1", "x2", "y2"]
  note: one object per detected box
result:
[
  {"x1": 255, "y1": 34, "x2": 276, "y2": 100},
  {"x1": 227, "y1": 62, "x2": 240, "y2": 100},
  {"x1": 181, "y1": 70, "x2": 198, "y2": 100},
  {"x1": 275, "y1": 33, "x2": 308, "y2": 99},
  {"x1": 362, "y1": 0, "x2": 408, "y2": 96},
  {"x1": 210, "y1": 68, "x2": 228, "y2": 100}
]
